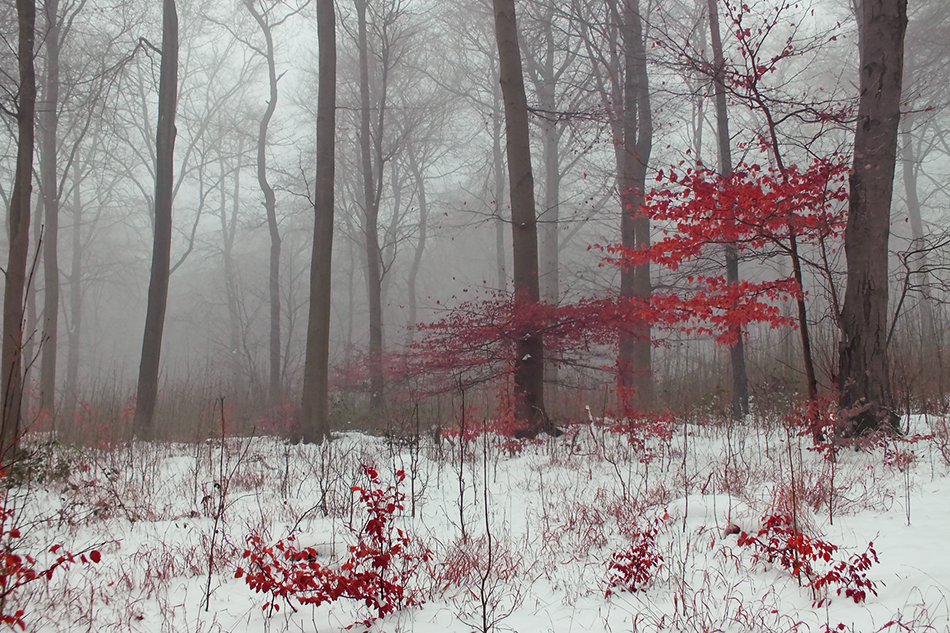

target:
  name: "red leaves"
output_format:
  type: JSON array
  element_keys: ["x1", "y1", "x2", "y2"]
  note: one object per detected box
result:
[
  {"x1": 238, "y1": 464, "x2": 429, "y2": 624},
  {"x1": 0, "y1": 503, "x2": 102, "y2": 629},
  {"x1": 637, "y1": 156, "x2": 849, "y2": 265},
  {"x1": 605, "y1": 522, "x2": 663, "y2": 596},
  {"x1": 410, "y1": 151, "x2": 847, "y2": 397},
  {"x1": 738, "y1": 513, "x2": 880, "y2": 605}
]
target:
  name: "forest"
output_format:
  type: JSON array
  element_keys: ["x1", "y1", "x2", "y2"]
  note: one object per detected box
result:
[{"x1": 0, "y1": 0, "x2": 945, "y2": 631}]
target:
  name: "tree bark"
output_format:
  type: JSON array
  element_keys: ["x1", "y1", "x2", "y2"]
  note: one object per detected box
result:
[
  {"x1": 405, "y1": 145, "x2": 427, "y2": 345},
  {"x1": 245, "y1": 0, "x2": 283, "y2": 404},
  {"x1": 300, "y1": 0, "x2": 336, "y2": 444},
  {"x1": 1, "y1": 0, "x2": 37, "y2": 467},
  {"x1": 838, "y1": 0, "x2": 906, "y2": 434},
  {"x1": 617, "y1": 0, "x2": 653, "y2": 412},
  {"x1": 899, "y1": 116, "x2": 935, "y2": 346},
  {"x1": 64, "y1": 159, "x2": 82, "y2": 414},
  {"x1": 708, "y1": 0, "x2": 749, "y2": 420},
  {"x1": 492, "y1": 80, "x2": 507, "y2": 292},
  {"x1": 355, "y1": 0, "x2": 384, "y2": 410},
  {"x1": 493, "y1": 0, "x2": 553, "y2": 436},
  {"x1": 39, "y1": 0, "x2": 61, "y2": 415},
  {"x1": 217, "y1": 147, "x2": 243, "y2": 392},
  {"x1": 133, "y1": 0, "x2": 177, "y2": 438}
]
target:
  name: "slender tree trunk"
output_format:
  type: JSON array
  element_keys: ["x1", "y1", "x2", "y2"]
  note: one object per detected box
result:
[
  {"x1": 617, "y1": 0, "x2": 653, "y2": 412},
  {"x1": 536, "y1": 25, "x2": 561, "y2": 390},
  {"x1": 133, "y1": 0, "x2": 177, "y2": 438},
  {"x1": 245, "y1": 0, "x2": 282, "y2": 404},
  {"x1": 355, "y1": 0, "x2": 384, "y2": 409},
  {"x1": 64, "y1": 160, "x2": 82, "y2": 414},
  {"x1": 218, "y1": 148, "x2": 243, "y2": 391},
  {"x1": 492, "y1": 81, "x2": 507, "y2": 292},
  {"x1": 708, "y1": 0, "x2": 749, "y2": 420},
  {"x1": 899, "y1": 116, "x2": 935, "y2": 345},
  {"x1": 300, "y1": 0, "x2": 336, "y2": 444},
  {"x1": 493, "y1": 0, "x2": 553, "y2": 436},
  {"x1": 39, "y1": 0, "x2": 61, "y2": 415},
  {"x1": 537, "y1": 24, "x2": 559, "y2": 307},
  {"x1": 839, "y1": 0, "x2": 906, "y2": 434},
  {"x1": 405, "y1": 146, "x2": 427, "y2": 346},
  {"x1": 1, "y1": 0, "x2": 37, "y2": 466},
  {"x1": 23, "y1": 195, "x2": 42, "y2": 396}
]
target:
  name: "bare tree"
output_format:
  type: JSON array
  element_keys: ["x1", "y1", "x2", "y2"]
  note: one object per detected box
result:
[
  {"x1": 133, "y1": 0, "x2": 178, "y2": 437},
  {"x1": 244, "y1": 0, "x2": 308, "y2": 404},
  {"x1": 300, "y1": 0, "x2": 336, "y2": 444},
  {"x1": 707, "y1": 0, "x2": 749, "y2": 420},
  {"x1": 1, "y1": 0, "x2": 37, "y2": 466},
  {"x1": 493, "y1": 0, "x2": 554, "y2": 436},
  {"x1": 838, "y1": 0, "x2": 907, "y2": 434},
  {"x1": 617, "y1": 0, "x2": 654, "y2": 411}
]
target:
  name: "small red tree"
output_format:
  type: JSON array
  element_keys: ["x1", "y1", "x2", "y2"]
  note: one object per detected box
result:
[{"x1": 408, "y1": 153, "x2": 847, "y2": 421}]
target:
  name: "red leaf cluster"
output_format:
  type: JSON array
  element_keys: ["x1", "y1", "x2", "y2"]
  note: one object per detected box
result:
[
  {"x1": 738, "y1": 513, "x2": 880, "y2": 605},
  {"x1": 0, "y1": 497, "x2": 101, "y2": 630},
  {"x1": 605, "y1": 522, "x2": 663, "y2": 596},
  {"x1": 237, "y1": 465, "x2": 430, "y2": 625}
]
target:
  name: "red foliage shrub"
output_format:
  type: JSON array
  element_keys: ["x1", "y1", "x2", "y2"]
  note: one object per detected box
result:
[
  {"x1": 0, "y1": 496, "x2": 100, "y2": 629},
  {"x1": 237, "y1": 464, "x2": 429, "y2": 624},
  {"x1": 738, "y1": 513, "x2": 880, "y2": 605},
  {"x1": 605, "y1": 523, "x2": 663, "y2": 595}
]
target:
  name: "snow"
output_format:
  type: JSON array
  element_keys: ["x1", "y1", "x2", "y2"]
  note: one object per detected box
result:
[{"x1": 7, "y1": 415, "x2": 950, "y2": 632}]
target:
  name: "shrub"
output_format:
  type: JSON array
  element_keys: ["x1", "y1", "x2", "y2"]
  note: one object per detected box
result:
[
  {"x1": 237, "y1": 464, "x2": 430, "y2": 625},
  {"x1": 737, "y1": 513, "x2": 880, "y2": 605},
  {"x1": 605, "y1": 523, "x2": 662, "y2": 595}
]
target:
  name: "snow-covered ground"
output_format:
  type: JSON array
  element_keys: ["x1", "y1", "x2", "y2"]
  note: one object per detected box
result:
[{"x1": 6, "y1": 414, "x2": 950, "y2": 632}]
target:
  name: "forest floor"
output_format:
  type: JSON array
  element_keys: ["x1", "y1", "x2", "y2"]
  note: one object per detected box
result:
[{"x1": 5, "y1": 411, "x2": 950, "y2": 632}]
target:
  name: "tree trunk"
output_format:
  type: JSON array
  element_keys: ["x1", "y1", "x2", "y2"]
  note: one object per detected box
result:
[
  {"x1": 300, "y1": 0, "x2": 336, "y2": 444},
  {"x1": 899, "y1": 116, "x2": 935, "y2": 346},
  {"x1": 1, "y1": 0, "x2": 37, "y2": 467},
  {"x1": 133, "y1": 0, "x2": 177, "y2": 438},
  {"x1": 493, "y1": 0, "x2": 553, "y2": 437},
  {"x1": 245, "y1": 0, "x2": 282, "y2": 404},
  {"x1": 536, "y1": 20, "x2": 560, "y2": 308},
  {"x1": 708, "y1": 0, "x2": 749, "y2": 421},
  {"x1": 617, "y1": 0, "x2": 653, "y2": 412},
  {"x1": 64, "y1": 160, "x2": 82, "y2": 414},
  {"x1": 405, "y1": 145, "x2": 427, "y2": 346},
  {"x1": 217, "y1": 148, "x2": 243, "y2": 392},
  {"x1": 838, "y1": 0, "x2": 906, "y2": 435},
  {"x1": 23, "y1": 195, "x2": 42, "y2": 399},
  {"x1": 356, "y1": 0, "x2": 384, "y2": 410},
  {"x1": 492, "y1": 80, "x2": 507, "y2": 292},
  {"x1": 39, "y1": 0, "x2": 61, "y2": 415}
]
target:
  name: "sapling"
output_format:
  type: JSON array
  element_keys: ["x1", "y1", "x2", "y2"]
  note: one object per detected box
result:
[{"x1": 202, "y1": 398, "x2": 253, "y2": 612}]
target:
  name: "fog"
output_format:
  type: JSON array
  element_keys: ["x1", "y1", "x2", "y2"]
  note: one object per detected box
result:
[{"x1": 0, "y1": 0, "x2": 947, "y2": 438}]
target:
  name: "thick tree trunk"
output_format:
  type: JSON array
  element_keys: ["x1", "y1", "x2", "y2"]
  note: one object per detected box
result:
[
  {"x1": 617, "y1": 0, "x2": 653, "y2": 412},
  {"x1": 493, "y1": 0, "x2": 553, "y2": 437},
  {"x1": 355, "y1": 0, "x2": 384, "y2": 410},
  {"x1": 708, "y1": 0, "x2": 749, "y2": 420},
  {"x1": 300, "y1": 0, "x2": 336, "y2": 444},
  {"x1": 1, "y1": 0, "x2": 37, "y2": 467},
  {"x1": 39, "y1": 0, "x2": 61, "y2": 415},
  {"x1": 838, "y1": 0, "x2": 906, "y2": 434},
  {"x1": 133, "y1": 0, "x2": 177, "y2": 438},
  {"x1": 245, "y1": 0, "x2": 282, "y2": 404}
]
